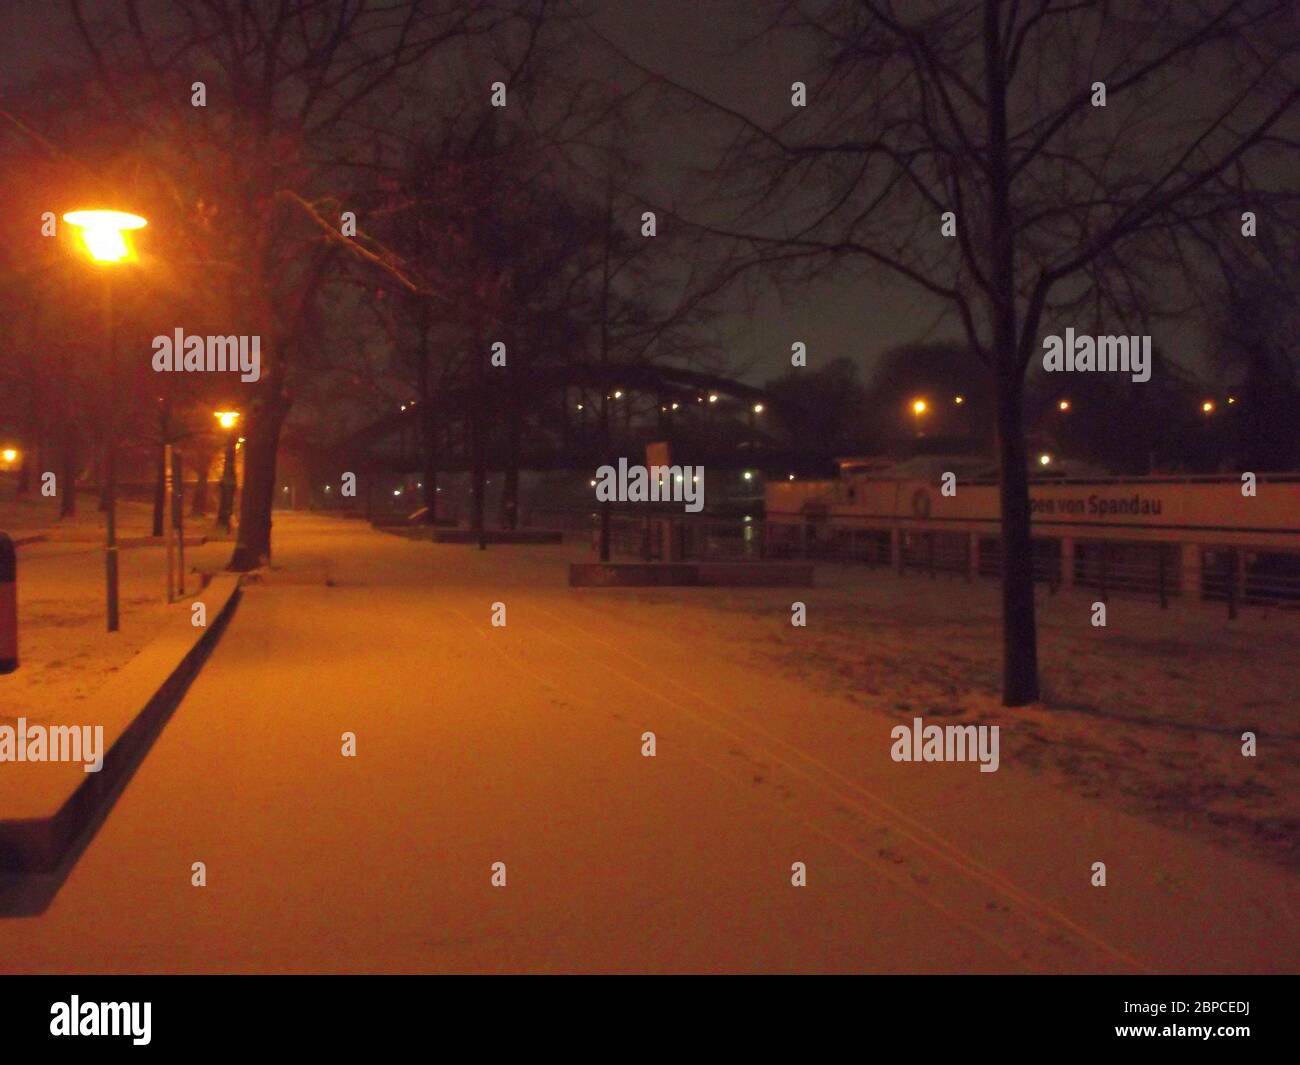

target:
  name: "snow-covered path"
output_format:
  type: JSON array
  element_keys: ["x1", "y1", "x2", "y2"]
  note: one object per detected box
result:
[{"x1": 0, "y1": 514, "x2": 1294, "y2": 972}]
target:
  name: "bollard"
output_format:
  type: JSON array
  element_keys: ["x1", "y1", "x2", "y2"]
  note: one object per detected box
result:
[{"x1": 0, "y1": 532, "x2": 16, "y2": 674}]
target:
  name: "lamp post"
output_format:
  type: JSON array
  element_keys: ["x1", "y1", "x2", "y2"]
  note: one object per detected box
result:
[
  {"x1": 63, "y1": 209, "x2": 148, "y2": 633},
  {"x1": 214, "y1": 411, "x2": 241, "y2": 533}
]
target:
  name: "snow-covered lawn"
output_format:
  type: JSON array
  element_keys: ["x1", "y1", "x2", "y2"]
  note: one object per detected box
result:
[
  {"x1": 0, "y1": 491, "x2": 158, "y2": 540},
  {"x1": 559, "y1": 559, "x2": 1298, "y2": 872},
  {"x1": 1, "y1": 494, "x2": 231, "y2": 722}
]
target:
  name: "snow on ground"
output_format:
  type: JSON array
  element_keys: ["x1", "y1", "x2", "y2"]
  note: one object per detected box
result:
[
  {"x1": 546, "y1": 554, "x2": 1300, "y2": 873},
  {"x1": 381, "y1": 521, "x2": 1300, "y2": 870},
  {"x1": 1, "y1": 494, "x2": 231, "y2": 721},
  {"x1": 0, "y1": 492, "x2": 152, "y2": 540},
  {"x1": 1, "y1": 513, "x2": 1292, "y2": 973}
]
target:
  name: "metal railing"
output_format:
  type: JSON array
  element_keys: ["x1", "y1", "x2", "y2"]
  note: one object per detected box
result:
[{"x1": 528, "y1": 509, "x2": 1300, "y2": 614}]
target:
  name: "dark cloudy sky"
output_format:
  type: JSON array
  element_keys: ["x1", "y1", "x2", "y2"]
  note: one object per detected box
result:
[
  {"x1": 587, "y1": 0, "x2": 964, "y2": 381},
  {"x1": 2, "y1": 0, "x2": 1214, "y2": 386}
]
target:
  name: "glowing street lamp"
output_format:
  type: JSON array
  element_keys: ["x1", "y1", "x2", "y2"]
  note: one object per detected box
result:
[
  {"x1": 1039, "y1": 453, "x2": 1053, "y2": 466},
  {"x1": 0, "y1": 448, "x2": 17, "y2": 466},
  {"x1": 1201, "y1": 400, "x2": 1216, "y2": 414},
  {"x1": 62, "y1": 207, "x2": 148, "y2": 632},
  {"x1": 63, "y1": 209, "x2": 147, "y2": 264},
  {"x1": 1058, "y1": 399, "x2": 1071, "y2": 412}
]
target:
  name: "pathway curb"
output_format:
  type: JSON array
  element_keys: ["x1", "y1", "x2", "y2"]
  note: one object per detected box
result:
[{"x1": 0, "y1": 574, "x2": 243, "y2": 873}]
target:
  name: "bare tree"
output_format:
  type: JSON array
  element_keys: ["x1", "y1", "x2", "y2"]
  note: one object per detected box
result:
[
  {"x1": 67, "y1": 0, "x2": 538, "y2": 568},
  {"x1": 585, "y1": 0, "x2": 1300, "y2": 705}
]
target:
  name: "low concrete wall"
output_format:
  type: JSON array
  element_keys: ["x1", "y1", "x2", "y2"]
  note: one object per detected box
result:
[
  {"x1": 0, "y1": 575, "x2": 242, "y2": 873},
  {"x1": 431, "y1": 529, "x2": 563, "y2": 545},
  {"x1": 569, "y1": 561, "x2": 814, "y2": 587}
]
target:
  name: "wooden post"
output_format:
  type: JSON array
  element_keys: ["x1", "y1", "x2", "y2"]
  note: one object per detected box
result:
[
  {"x1": 173, "y1": 449, "x2": 186, "y2": 598},
  {"x1": 164, "y1": 444, "x2": 175, "y2": 603}
]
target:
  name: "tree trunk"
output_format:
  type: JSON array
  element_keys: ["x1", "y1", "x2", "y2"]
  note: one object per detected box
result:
[
  {"x1": 227, "y1": 396, "x2": 289, "y2": 571},
  {"x1": 471, "y1": 333, "x2": 488, "y2": 550},
  {"x1": 60, "y1": 431, "x2": 77, "y2": 518},
  {"x1": 416, "y1": 301, "x2": 437, "y2": 523},
  {"x1": 502, "y1": 458, "x2": 519, "y2": 530},
  {"x1": 16, "y1": 431, "x2": 32, "y2": 499},
  {"x1": 983, "y1": 2, "x2": 1039, "y2": 707},
  {"x1": 421, "y1": 414, "x2": 439, "y2": 523},
  {"x1": 192, "y1": 457, "x2": 209, "y2": 517},
  {"x1": 216, "y1": 437, "x2": 236, "y2": 530},
  {"x1": 151, "y1": 444, "x2": 167, "y2": 537},
  {"x1": 995, "y1": 372, "x2": 1040, "y2": 705},
  {"x1": 97, "y1": 442, "x2": 110, "y2": 512},
  {"x1": 501, "y1": 379, "x2": 520, "y2": 531},
  {"x1": 471, "y1": 398, "x2": 487, "y2": 549}
]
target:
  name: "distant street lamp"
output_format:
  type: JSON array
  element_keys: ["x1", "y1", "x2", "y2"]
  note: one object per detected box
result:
[
  {"x1": 1058, "y1": 399, "x2": 1071, "y2": 412},
  {"x1": 1201, "y1": 399, "x2": 1216, "y2": 414},
  {"x1": 910, "y1": 397, "x2": 928, "y2": 438},
  {"x1": 214, "y1": 410, "x2": 241, "y2": 533},
  {"x1": 63, "y1": 208, "x2": 148, "y2": 632}
]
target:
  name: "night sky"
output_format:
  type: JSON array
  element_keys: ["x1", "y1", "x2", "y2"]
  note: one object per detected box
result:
[{"x1": 0, "y1": 0, "x2": 1208, "y2": 385}]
